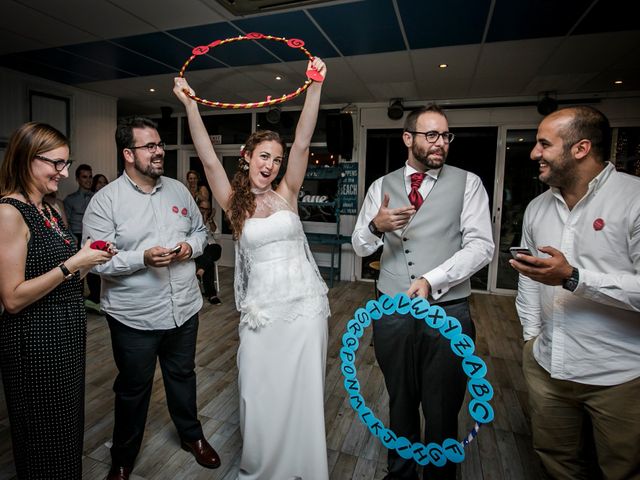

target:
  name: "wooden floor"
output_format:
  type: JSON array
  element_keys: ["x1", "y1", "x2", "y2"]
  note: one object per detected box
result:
[{"x1": 0, "y1": 268, "x2": 543, "y2": 480}]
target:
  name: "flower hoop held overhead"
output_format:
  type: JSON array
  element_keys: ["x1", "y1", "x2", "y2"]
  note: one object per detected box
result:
[{"x1": 178, "y1": 33, "x2": 324, "y2": 109}]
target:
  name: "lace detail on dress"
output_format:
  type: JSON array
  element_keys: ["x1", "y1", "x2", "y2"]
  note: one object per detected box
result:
[{"x1": 233, "y1": 189, "x2": 329, "y2": 329}]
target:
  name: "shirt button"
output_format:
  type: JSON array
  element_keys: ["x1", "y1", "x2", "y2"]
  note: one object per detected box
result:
[
  {"x1": 403, "y1": 237, "x2": 408, "y2": 241},
  {"x1": 408, "y1": 262, "x2": 414, "y2": 266},
  {"x1": 411, "y1": 275, "x2": 416, "y2": 279},
  {"x1": 405, "y1": 249, "x2": 410, "y2": 254}
]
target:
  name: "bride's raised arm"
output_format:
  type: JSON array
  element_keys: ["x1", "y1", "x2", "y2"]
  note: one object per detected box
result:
[
  {"x1": 278, "y1": 58, "x2": 326, "y2": 202},
  {"x1": 173, "y1": 78, "x2": 232, "y2": 212}
]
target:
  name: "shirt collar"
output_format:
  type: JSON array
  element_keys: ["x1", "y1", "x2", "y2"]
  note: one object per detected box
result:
[
  {"x1": 405, "y1": 161, "x2": 441, "y2": 181},
  {"x1": 123, "y1": 171, "x2": 163, "y2": 194},
  {"x1": 550, "y1": 161, "x2": 615, "y2": 204}
]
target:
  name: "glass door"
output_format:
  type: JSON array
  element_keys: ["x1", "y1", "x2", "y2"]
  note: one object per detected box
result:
[
  {"x1": 180, "y1": 147, "x2": 239, "y2": 266},
  {"x1": 493, "y1": 129, "x2": 546, "y2": 291}
]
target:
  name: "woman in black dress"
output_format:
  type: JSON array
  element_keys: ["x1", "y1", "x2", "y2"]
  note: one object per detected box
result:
[{"x1": 0, "y1": 122, "x2": 114, "y2": 479}]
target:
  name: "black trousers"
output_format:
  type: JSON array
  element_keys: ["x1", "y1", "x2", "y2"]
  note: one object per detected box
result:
[
  {"x1": 106, "y1": 314, "x2": 203, "y2": 467},
  {"x1": 194, "y1": 244, "x2": 221, "y2": 296},
  {"x1": 86, "y1": 272, "x2": 101, "y2": 303},
  {"x1": 372, "y1": 298, "x2": 475, "y2": 480}
]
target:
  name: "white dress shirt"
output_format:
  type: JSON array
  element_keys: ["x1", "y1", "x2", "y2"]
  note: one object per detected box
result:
[
  {"x1": 83, "y1": 172, "x2": 208, "y2": 330},
  {"x1": 352, "y1": 162, "x2": 494, "y2": 300},
  {"x1": 516, "y1": 162, "x2": 640, "y2": 386}
]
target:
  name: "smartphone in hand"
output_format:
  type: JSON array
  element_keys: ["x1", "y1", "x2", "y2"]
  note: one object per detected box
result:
[
  {"x1": 510, "y1": 247, "x2": 534, "y2": 264},
  {"x1": 162, "y1": 245, "x2": 182, "y2": 256}
]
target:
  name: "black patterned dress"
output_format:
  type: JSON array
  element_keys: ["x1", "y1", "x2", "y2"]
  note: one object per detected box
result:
[{"x1": 0, "y1": 198, "x2": 86, "y2": 479}]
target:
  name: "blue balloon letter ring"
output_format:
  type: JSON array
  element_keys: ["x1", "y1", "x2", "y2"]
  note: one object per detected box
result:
[{"x1": 341, "y1": 293, "x2": 495, "y2": 466}]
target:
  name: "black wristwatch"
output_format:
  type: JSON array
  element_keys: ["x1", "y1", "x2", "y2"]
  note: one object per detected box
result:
[
  {"x1": 368, "y1": 219, "x2": 383, "y2": 238},
  {"x1": 562, "y1": 267, "x2": 579, "y2": 292},
  {"x1": 58, "y1": 262, "x2": 74, "y2": 281}
]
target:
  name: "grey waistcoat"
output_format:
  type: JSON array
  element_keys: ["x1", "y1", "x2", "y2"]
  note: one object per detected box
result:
[{"x1": 377, "y1": 165, "x2": 470, "y2": 302}]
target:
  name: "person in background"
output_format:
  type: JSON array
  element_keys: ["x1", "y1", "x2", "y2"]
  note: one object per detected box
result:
[
  {"x1": 92, "y1": 173, "x2": 109, "y2": 192},
  {"x1": 64, "y1": 163, "x2": 93, "y2": 244},
  {"x1": 84, "y1": 173, "x2": 110, "y2": 314},
  {"x1": 174, "y1": 57, "x2": 330, "y2": 479},
  {"x1": 83, "y1": 116, "x2": 220, "y2": 480},
  {"x1": 512, "y1": 105, "x2": 640, "y2": 479},
  {"x1": 0, "y1": 122, "x2": 113, "y2": 479},
  {"x1": 186, "y1": 169, "x2": 210, "y2": 204},
  {"x1": 195, "y1": 198, "x2": 222, "y2": 305},
  {"x1": 351, "y1": 105, "x2": 494, "y2": 480}
]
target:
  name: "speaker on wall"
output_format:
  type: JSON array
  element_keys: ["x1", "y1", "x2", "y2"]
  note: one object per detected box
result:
[{"x1": 326, "y1": 113, "x2": 353, "y2": 159}]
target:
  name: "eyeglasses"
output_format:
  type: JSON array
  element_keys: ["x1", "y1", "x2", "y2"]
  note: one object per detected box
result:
[
  {"x1": 128, "y1": 142, "x2": 166, "y2": 153},
  {"x1": 34, "y1": 155, "x2": 73, "y2": 172},
  {"x1": 407, "y1": 130, "x2": 455, "y2": 144}
]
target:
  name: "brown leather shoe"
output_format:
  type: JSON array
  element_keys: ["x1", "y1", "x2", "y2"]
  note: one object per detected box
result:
[
  {"x1": 181, "y1": 438, "x2": 221, "y2": 469},
  {"x1": 106, "y1": 466, "x2": 132, "y2": 480}
]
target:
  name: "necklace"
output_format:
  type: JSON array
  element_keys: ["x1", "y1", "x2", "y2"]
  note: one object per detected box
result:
[
  {"x1": 250, "y1": 186, "x2": 272, "y2": 195},
  {"x1": 25, "y1": 195, "x2": 72, "y2": 246}
]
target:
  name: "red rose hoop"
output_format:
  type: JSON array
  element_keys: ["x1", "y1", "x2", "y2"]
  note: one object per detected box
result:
[{"x1": 178, "y1": 33, "x2": 322, "y2": 109}]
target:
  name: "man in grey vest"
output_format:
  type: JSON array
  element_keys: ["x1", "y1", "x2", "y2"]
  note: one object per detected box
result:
[{"x1": 352, "y1": 105, "x2": 494, "y2": 480}]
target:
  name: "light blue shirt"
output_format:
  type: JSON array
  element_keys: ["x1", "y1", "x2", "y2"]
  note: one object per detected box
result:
[
  {"x1": 82, "y1": 172, "x2": 207, "y2": 330},
  {"x1": 63, "y1": 188, "x2": 93, "y2": 235}
]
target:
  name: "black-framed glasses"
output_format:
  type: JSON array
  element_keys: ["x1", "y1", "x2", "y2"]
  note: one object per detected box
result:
[
  {"x1": 128, "y1": 142, "x2": 166, "y2": 153},
  {"x1": 34, "y1": 155, "x2": 73, "y2": 172},
  {"x1": 407, "y1": 130, "x2": 455, "y2": 144}
]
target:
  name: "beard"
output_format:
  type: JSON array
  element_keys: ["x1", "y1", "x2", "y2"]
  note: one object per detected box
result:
[
  {"x1": 134, "y1": 154, "x2": 164, "y2": 179},
  {"x1": 538, "y1": 149, "x2": 574, "y2": 188},
  {"x1": 412, "y1": 142, "x2": 447, "y2": 170}
]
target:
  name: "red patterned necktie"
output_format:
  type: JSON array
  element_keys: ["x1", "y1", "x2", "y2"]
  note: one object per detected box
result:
[{"x1": 408, "y1": 172, "x2": 426, "y2": 209}]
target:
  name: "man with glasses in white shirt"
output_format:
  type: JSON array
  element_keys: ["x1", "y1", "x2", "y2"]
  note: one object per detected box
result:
[
  {"x1": 511, "y1": 105, "x2": 640, "y2": 479},
  {"x1": 352, "y1": 105, "x2": 494, "y2": 480},
  {"x1": 83, "y1": 117, "x2": 220, "y2": 480}
]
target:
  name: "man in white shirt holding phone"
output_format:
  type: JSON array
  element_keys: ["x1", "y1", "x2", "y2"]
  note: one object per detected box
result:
[{"x1": 511, "y1": 105, "x2": 640, "y2": 479}]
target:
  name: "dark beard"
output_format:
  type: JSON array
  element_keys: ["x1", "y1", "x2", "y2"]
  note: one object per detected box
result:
[
  {"x1": 412, "y1": 142, "x2": 447, "y2": 169},
  {"x1": 539, "y1": 149, "x2": 574, "y2": 188},
  {"x1": 134, "y1": 155, "x2": 163, "y2": 179}
]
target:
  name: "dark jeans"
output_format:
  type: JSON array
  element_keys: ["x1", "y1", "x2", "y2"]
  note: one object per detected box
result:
[
  {"x1": 373, "y1": 298, "x2": 475, "y2": 480},
  {"x1": 106, "y1": 314, "x2": 203, "y2": 467},
  {"x1": 195, "y1": 244, "x2": 221, "y2": 296}
]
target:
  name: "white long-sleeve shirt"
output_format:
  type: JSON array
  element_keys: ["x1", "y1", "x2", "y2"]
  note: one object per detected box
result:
[
  {"x1": 352, "y1": 162, "x2": 494, "y2": 300},
  {"x1": 516, "y1": 162, "x2": 640, "y2": 386}
]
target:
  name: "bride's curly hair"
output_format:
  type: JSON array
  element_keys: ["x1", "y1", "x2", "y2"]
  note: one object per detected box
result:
[{"x1": 227, "y1": 130, "x2": 287, "y2": 239}]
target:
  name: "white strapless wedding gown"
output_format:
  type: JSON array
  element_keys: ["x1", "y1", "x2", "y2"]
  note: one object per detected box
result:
[{"x1": 235, "y1": 192, "x2": 329, "y2": 480}]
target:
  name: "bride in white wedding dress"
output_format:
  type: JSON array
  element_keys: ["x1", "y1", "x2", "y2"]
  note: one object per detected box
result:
[{"x1": 174, "y1": 58, "x2": 329, "y2": 480}]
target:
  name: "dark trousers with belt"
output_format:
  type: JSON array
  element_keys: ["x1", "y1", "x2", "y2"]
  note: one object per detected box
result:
[
  {"x1": 373, "y1": 297, "x2": 475, "y2": 480},
  {"x1": 106, "y1": 313, "x2": 204, "y2": 467}
]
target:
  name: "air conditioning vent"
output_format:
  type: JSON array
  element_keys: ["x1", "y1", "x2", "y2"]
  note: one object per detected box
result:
[{"x1": 214, "y1": 0, "x2": 334, "y2": 16}]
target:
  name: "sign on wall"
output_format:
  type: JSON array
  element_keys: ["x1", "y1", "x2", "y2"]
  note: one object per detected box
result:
[{"x1": 339, "y1": 162, "x2": 358, "y2": 215}]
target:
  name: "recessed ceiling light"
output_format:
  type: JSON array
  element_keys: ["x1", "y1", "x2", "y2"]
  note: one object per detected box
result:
[
  {"x1": 518, "y1": 138, "x2": 524, "y2": 142},
  {"x1": 149, "y1": 88, "x2": 155, "y2": 92},
  {"x1": 275, "y1": 75, "x2": 282, "y2": 81},
  {"x1": 439, "y1": 64, "x2": 448, "y2": 69},
  {"x1": 614, "y1": 80, "x2": 623, "y2": 85}
]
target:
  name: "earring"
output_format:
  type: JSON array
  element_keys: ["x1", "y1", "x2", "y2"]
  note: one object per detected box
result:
[{"x1": 238, "y1": 157, "x2": 249, "y2": 171}]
